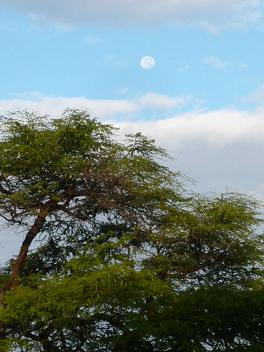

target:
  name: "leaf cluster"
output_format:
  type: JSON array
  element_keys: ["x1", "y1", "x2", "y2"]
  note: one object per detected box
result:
[{"x1": 0, "y1": 111, "x2": 264, "y2": 351}]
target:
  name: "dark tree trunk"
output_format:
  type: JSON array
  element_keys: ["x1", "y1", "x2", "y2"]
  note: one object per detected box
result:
[
  {"x1": 4, "y1": 200, "x2": 55, "y2": 290},
  {"x1": 0, "y1": 201, "x2": 55, "y2": 342}
]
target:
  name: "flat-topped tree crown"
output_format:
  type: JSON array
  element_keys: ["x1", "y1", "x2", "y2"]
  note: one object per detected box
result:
[
  {"x1": 0, "y1": 110, "x2": 114, "y2": 207},
  {"x1": 1, "y1": 111, "x2": 263, "y2": 352},
  {"x1": 0, "y1": 109, "x2": 182, "y2": 288}
]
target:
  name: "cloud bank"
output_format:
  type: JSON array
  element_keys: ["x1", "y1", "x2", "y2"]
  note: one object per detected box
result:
[
  {"x1": 1, "y1": 93, "x2": 264, "y2": 198},
  {"x1": 0, "y1": 93, "x2": 263, "y2": 149},
  {"x1": 116, "y1": 107, "x2": 264, "y2": 200},
  {"x1": 118, "y1": 109, "x2": 264, "y2": 150},
  {"x1": 2, "y1": 0, "x2": 262, "y2": 29},
  {"x1": 0, "y1": 93, "x2": 188, "y2": 119},
  {"x1": 1, "y1": 94, "x2": 264, "y2": 208}
]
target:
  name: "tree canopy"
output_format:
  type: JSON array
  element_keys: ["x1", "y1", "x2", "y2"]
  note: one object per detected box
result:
[{"x1": 0, "y1": 110, "x2": 264, "y2": 351}]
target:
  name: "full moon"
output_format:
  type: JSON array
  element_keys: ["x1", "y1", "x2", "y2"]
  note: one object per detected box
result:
[{"x1": 140, "y1": 56, "x2": 156, "y2": 70}]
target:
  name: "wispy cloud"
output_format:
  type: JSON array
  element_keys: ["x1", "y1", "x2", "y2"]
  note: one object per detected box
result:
[
  {"x1": 245, "y1": 85, "x2": 264, "y2": 105},
  {"x1": 204, "y1": 56, "x2": 231, "y2": 70},
  {"x1": 177, "y1": 64, "x2": 190, "y2": 72},
  {"x1": 0, "y1": 22, "x2": 18, "y2": 32},
  {"x1": 138, "y1": 93, "x2": 189, "y2": 110},
  {"x1": 83, "y1": 34, "x2": 103, "y2": 45},
  {"x1": 204, "y1": 56, "x2": 247, "y2": 70},
  {"x1": 115, "y1": 87, "x2": 129, "y2": 95}
]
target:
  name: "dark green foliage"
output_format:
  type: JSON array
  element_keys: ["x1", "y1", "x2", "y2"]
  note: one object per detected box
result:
[{"x1": 0, "y1": 110, "x2": 264, "y2": 351}]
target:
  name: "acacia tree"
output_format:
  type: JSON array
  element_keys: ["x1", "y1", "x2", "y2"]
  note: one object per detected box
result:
[
  {"x1": 0, "y1": 110, "x2": 264, "y2": 351},
  {"x1": 0, "y1": 110, "x2": 182, "y2": 291},
  {"x1": 0, "y1": 108, "x2": 186, "y2": 297}
]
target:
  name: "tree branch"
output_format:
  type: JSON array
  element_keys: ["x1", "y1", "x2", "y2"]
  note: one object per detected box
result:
[{"x1": 4, "y1": 200, "x2": 56, "y2": 290}]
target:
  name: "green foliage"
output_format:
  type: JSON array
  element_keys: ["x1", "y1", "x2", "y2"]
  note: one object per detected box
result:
[
  {"x1": 0, "y1": 110, "x2": 264, "y2": 351},
  {"x1": 0, "y1": 110, "x2": 179, "y2": 227}
]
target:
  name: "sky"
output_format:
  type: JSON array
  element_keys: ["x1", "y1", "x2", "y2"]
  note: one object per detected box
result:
[{"x1": 1, "y1": 0, "x2": 264, "y2": 262}]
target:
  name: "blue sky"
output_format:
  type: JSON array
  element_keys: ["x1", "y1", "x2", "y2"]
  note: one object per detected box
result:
[
  {"x1": 1, "y1": 1, "x2": 264, "y2": 111},
  {"x1": 1, "y1": 0, "x2": 264, "y2": 261}
]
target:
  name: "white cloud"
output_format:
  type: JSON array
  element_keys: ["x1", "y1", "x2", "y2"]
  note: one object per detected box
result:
[
  {"x1": 0, "y1": 96, "x2": 136, "y2": 119},
  {"x1": 115, "y1": 87, "x2": 129, "y2": 95},
  {"x1": 116, "y1": 107, "x2": 264, "y2": 199},
  {"x1": 238, "y1": 62, "x2": 248, "y2": 69},
  {"x1": 0, "y1": 93, "x2": 189, "y2": 119},
  {"x1": 177, "y1": 64, "x2": 190, "y2": 72},
  {"x1": 1, "y1": 94, "x2": 264, "y2": 206},
  {"x1": 204, "y1": 56, "x2": 231, "y2": 70},
  {"x1": 83, "y1": 34, "x2": 103, "y2": 45},
  {"x1": 1, "y1": 93, "x2": 264, "y2": 149},
  {"x1": 204, "y1": 56, "x2": 248, "y2": 70},
  {"x1": 117, "y1": 108, "x2": 264, "y2": 149},
  {"x1": 138, "y1": 93, "x2": 189, "y2": 110},
  {"x1": 2, "y1": 0, "x2": 263, "y2": 30}
]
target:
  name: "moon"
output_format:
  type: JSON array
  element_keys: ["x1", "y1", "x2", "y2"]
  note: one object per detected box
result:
[{"x1": 140, "y1": 56, "x2": 156, "y2": 70}]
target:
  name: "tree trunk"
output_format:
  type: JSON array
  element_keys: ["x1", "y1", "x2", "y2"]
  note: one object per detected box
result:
[
  {"x1": 0, "y1": 200, "x2": 55, "y2": 344},
  {"x1": 4, "y1": 200, "x2": 55, "y2": 290},
  {"x1": 0, "y1": 201, "x2": 55, "y2": 342}
]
